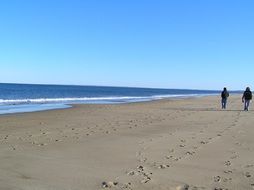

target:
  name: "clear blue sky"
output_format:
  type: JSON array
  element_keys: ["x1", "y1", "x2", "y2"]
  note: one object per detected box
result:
[{"x1": 0, "y1": 0, "x2": 253, "y2": 90}]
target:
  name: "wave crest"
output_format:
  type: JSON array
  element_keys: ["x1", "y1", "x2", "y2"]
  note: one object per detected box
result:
[{"x1": 0, "y1": 94, "x2": 202, "y2": 105}]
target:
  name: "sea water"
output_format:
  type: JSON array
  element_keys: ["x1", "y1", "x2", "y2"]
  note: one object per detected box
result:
[{"x1": 0, "y1": 83, "x2": 220, "y2": 114}]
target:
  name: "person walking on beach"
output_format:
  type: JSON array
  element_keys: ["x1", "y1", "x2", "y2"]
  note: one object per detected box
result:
[
  {"x1": 242, "y1": 87, "x2": 252, "y2": 111},
  {"x1": 221, "y1": 87, "x2": 229, "y2": 109}
]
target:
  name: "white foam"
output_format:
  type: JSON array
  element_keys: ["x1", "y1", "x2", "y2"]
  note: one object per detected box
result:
[
  {"x1": 0, "y1": 94, "x2": 216, "y2": 114},
  {"x1": 0, "y1": 104, "x2": 71, "y2": 115},
  {"x1": 0, "y1": 94, "x2": 212, "y2": 105},
  {"x1": 0, "y1": 96, "x2": 147, "y2": 104}
]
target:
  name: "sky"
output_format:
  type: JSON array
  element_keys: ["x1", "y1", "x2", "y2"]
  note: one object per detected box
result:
[{"x1": 0, "y1": 0, "x2": 253, "y2": 90}]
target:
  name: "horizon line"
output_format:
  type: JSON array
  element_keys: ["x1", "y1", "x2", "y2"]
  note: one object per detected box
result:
[{"x1": 0, "y1": 82, "x2": 240, "y2": 92}]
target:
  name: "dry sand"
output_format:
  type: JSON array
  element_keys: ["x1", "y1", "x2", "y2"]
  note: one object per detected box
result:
[{"x1": 0, "y1": 95, "x2": 254, "y2": 190}]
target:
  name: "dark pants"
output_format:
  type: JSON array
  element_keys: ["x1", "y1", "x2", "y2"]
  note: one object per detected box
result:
[
  {"x1": 244, "y1": 99, "x2": 251, "y2": 111},
  {"x1": 221, "y1": 98, "x2": 227, "y2": 109}
]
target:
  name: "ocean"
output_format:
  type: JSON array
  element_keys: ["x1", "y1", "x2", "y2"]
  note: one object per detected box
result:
[{"x1": 0, "y1": 83, "x2": 220, "y2": 114}]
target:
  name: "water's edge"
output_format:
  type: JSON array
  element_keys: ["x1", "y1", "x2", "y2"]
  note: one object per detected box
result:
[{"x1": 0, "y1": 94, "x2": 217, "y2": 115}]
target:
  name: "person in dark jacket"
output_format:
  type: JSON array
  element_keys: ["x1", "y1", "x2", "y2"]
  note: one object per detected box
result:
[
  {"x1": 242, "y1": 87, "x2": 252, "y2": 111},
  {"x1": 221, "y1": 87, "x2": 229, "y2": 109}
]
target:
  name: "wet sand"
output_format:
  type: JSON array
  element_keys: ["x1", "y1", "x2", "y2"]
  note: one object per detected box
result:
[{"x1": 0, "y1": 95, "x2": 254, "y2": 190}]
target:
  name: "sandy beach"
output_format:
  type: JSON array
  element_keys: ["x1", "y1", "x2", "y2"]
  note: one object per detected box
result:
[{"x1": 0, "y1": 95, "x2": 254, "y2": 190}]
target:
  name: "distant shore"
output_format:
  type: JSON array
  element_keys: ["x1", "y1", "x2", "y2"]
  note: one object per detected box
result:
[{"x1": 0, "y1": 95, "x2": 253, "y2": 190}]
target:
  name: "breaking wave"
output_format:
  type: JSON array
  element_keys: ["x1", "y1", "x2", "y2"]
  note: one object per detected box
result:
[{"x1": 0, "y1": 94, "x2": 204, "y2": 105}]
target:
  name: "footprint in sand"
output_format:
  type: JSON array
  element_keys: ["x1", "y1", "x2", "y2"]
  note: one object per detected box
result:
[
  {"x1": 101, "y1": 181, "x2": 118, "y2": 188},
  {"x1": 38, "y1": 143, "x2": 47, "y2": 146},
  {"x1": 214, "y1": 176, "x2": 221, "y2": 182},
  {"x1": 165, "y1": 155, "x2": 174, "y2": 160},
  {"x1": 223, "y1": 170, "x2": 233, "y2": 174},
  {"x1": 244, "y1": 172, "x2": 252, "y2": 178},
  {"x1": 222, "y1": 177, "x2": 232, "y2": 182},
  {"x1": 10, "y1": 145, "x2": 16, "y2": 150},
  {"x1": 127, "y1": 171, "x2": 136, "y2": 176},
  {"x1": 214, "y1": 176, "x2": 232, "y2": 183},
  {"x1": 173, "y1": 157, "x2": 182, "y2": 162},
  {"x1": 200, "y1": 141, "x2": 209, "y2": 145},
  {"x1": 158, "y1": 164, "x2": 170, "y2": 169},
  {"x1": 176, "y1": 184, "x2": 189, "y2": 190},
  {"x1": 224, "y1": 161, "x2": 231, "y2": 166},
  {"x1": 132, "y1": 165, "x2": 152, "y2": 184},
  {"x1": 185, "y1": 151, "x2": 195, "y2": 156},
  {"x1": 141, "y1": 178, "x2": 150, "y2": 184}
]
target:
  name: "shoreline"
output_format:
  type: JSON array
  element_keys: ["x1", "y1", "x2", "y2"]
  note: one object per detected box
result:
[
  {"x1": 1, "y1": 95, "x2": 253, "y2": 190},
  {"x1": 0, "y1": 94, "x2": 219, "y2": 116}
]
